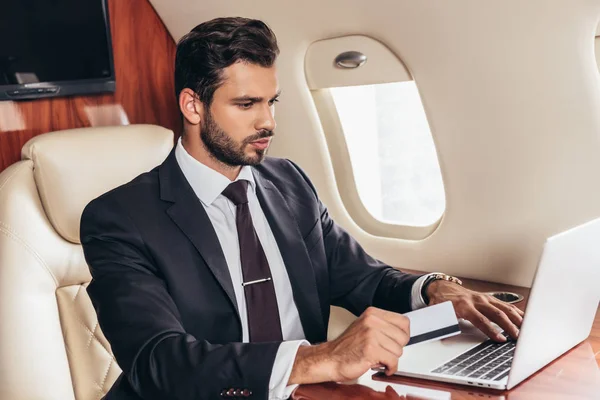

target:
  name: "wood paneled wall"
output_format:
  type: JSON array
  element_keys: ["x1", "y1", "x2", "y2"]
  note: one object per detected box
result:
[{"x1": 0, "y1": 0, "x2": 181, "y2": 173}]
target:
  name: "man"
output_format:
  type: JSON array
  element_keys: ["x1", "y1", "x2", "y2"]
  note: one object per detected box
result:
[{"x1": 81, "y1": 17, "x2": 524, "y2": 400}]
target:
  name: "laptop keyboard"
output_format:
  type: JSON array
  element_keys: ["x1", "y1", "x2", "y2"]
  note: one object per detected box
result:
[{"x1": 431, "y1": 332, "x2": 515, "y2": 381}]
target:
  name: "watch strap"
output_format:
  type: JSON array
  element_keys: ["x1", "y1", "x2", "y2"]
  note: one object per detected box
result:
[{"x1": 421, "y1": 273, "x2": 463, "y2": 305}]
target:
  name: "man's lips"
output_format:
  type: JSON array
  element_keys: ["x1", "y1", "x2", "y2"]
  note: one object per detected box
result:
[{"x1": 249, "y1": 138, "x2": 271, "y2": 150}]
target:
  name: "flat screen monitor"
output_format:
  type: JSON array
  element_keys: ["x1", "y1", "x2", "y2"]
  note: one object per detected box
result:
[{"x1": 0, "y1": 0, "x2": 115, "y2": 101}]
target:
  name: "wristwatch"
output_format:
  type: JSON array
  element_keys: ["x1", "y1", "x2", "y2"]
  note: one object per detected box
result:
[{"x1": 421, "y1": 273, "x2": 463, "y2": 305}]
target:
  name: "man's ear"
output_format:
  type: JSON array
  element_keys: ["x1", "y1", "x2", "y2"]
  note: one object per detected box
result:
[{"x1": 179, "y1": 88, "x2": 203, "y2": 125}]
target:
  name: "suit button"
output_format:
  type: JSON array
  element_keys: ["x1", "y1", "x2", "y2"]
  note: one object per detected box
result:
[
  {"x1": 227, "y1": 388, "x2": 235, "y2": 396},
  {"x1": 220, "y1": 389, "x2": 227, "y2": 396},
  {"x1": 242, "y1": 389, "x2": 251, "y2": 397}
]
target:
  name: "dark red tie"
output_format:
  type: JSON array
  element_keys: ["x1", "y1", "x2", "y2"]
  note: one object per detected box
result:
[{"x1": 222, "y1": 180, "x2": 283, "y2": 342}]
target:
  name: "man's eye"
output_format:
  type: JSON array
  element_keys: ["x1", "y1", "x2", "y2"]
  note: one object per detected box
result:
[
  {"x1": 238, "y1": 103, "x2": 253, "y2": 109},
  {"x1": 269, "y1": 98, "x2": 279, "y2": 106}
]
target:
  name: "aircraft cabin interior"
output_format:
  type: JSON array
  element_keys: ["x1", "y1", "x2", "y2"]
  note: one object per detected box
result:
[{"x1": 0, "y1": 0, "x2": 599, "y2": 399}]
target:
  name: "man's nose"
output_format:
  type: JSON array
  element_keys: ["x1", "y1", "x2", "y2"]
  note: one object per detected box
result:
[{"x1": 256, "y1": 104, "x2": 276, "y2": 132}]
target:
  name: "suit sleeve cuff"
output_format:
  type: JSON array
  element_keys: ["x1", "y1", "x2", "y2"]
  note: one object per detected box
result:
[
  {"x1": 269, "y1": 340, "x2": 310, "y2": 400},
  {"x1": 410, "y1": 272, "x2": 441, "y2": 310}
]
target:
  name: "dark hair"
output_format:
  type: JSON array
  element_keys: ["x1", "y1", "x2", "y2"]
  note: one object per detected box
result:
[{"x1": 175, "y1": 17, "x2": 280, "y2": 106}]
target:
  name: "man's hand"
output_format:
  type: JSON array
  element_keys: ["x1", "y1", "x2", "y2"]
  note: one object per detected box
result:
[
  {"x1": 426, "y1": 280, "x2": 524, "y2": 342},
  {"x1": 288, "y1": 307, "x2": 410, "y2": 386}
]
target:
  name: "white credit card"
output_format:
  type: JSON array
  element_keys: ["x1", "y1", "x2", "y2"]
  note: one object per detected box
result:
[{"x1": 404, "y1": 301, "x2": 461, "y2": 346}]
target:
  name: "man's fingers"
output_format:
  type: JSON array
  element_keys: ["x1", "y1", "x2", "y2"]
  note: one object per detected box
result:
[
  {"x1": 492, "y1": 298, "x2": 524, "y2": 317},
  {"x1": 491, "y1": 299, "x2": 524, "y2": 328},
  {"x1": 479, "y1": 303, "x2": 519, "y2": 340},
  {"x1": 361, "y1": 309, "x2": 410, "y2": 347},
  {"x1": 363, "y1": 307, "x2": 410, "y2": 335},
  {"x1": 374, "y1": 345, "x2": 400, "y2": 376},
  {"x1": 515, "y1": 306, "x2": 525, "y2": 317},
  {"x1": 377, "y1": 317, "x2": 411, "y2": 347},
  {"x1": 376, "y1": 330, "x2": 406, "y2": 358},
  {"x1": 465, "y1": 309, "x2": 506, "y2": 342}
]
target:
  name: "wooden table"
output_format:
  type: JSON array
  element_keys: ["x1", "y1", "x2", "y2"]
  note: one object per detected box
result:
[{"x1": 292, "y1": 275, "x2": 600, "y2": 399}]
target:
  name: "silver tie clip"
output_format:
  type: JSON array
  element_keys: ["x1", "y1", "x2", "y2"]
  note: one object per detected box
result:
[{"x1": 241, "y1": 277, "x2": 272, "y2": 287}]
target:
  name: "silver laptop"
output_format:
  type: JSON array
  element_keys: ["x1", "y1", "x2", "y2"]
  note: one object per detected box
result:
[{"x1": 389, "y1": 217, "x2": 600, "y2": 390}]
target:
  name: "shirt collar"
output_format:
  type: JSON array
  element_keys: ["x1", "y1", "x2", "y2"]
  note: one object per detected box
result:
[{"x1": 174, "y1": 137, "x2": 256, "y2": 206}]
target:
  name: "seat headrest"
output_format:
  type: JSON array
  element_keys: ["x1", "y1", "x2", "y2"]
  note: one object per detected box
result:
[{"x1": 21, "y1": 124, "x2": 174, "y2": 244}]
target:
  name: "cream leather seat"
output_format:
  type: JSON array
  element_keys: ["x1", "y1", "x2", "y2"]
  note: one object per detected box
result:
[{"x1": 0, "y1": 125, "x2": 174, "y2": 400}]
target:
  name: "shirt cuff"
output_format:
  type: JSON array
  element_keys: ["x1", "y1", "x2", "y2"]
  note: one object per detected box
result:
[
  {"x1": 269, "y1": 339, "x2": 310, "y2": 400},
  {"x1": 410, "y1": 272, "x2": 441, "y2": 310}
]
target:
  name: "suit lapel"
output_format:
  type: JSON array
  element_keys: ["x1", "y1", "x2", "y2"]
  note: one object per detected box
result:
[
  {"x1": 159, "y1": 149, "x2": 326, "y2": 342},
  {"x1": 254, "y1": 170, "x2": 326, "y2": 343},
  {"x1": 159, "y1": 150, "x2": 240, "y2": 323}
]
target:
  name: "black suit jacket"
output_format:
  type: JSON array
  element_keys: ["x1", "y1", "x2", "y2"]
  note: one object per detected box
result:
[{"x1": 80, "y1": 149, "x2": 422, "y2": 400}]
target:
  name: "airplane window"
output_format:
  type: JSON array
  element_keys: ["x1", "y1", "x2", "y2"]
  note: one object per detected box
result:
[
  {"x1": 330, "y1": 81, "x2": 445, "y2": 226},
  {"x1": 595, "y1": 36, "x2": 600, "y2": 71}
]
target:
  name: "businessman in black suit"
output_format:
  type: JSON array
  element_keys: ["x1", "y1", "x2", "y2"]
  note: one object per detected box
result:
[{"x1": 80, "y1": 17, "x2": 524, "y2": 400}]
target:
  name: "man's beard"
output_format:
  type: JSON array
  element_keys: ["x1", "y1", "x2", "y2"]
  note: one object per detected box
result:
[{"x1": 200, "y1": 110, "x2": 274, "y2": 167}]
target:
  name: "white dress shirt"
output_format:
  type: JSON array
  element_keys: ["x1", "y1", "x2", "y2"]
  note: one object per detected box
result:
[{"x1": 175, "y1": 138, "x2": 432, "y2": 399}]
